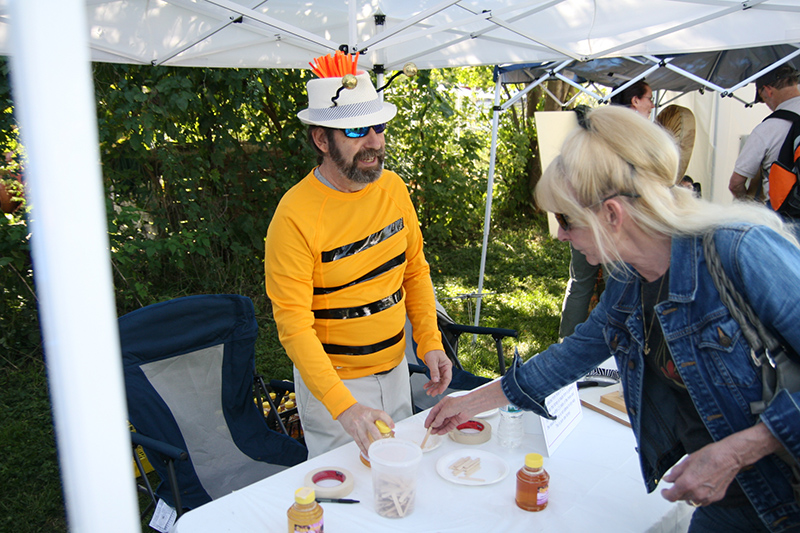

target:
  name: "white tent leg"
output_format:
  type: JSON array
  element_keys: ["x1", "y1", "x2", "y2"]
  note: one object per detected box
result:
[
  {"x1": 474, "y1": 77, "x2": 504, "y2": 331},
  {"x1": 9, "y1": 1, "x2": 139, "y2": 531}
]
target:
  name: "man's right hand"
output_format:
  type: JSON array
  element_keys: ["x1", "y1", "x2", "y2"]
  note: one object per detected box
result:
[{"x1": 336, "y1": 403, "x2": 394, "y2": 456}]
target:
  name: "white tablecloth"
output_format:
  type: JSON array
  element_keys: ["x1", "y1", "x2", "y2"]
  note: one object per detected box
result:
[{"x1": 172, "y1": 403, "x2": 693, "y2": 533}]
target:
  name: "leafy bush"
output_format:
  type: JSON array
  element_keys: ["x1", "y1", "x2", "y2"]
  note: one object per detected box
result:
[
  {"x1": 386, "y1": 69, "x2": 490, "y2": 245},
  {"x1": 94, "y1": 64, "x2": 315, "y2": 314}
]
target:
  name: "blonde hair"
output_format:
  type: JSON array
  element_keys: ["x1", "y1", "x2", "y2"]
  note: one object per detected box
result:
[{"x1": 535, "y1": 105, "x2": 797, "y2": 266}]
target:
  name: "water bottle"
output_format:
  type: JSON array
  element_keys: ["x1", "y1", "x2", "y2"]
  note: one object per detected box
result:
[{"x1": 497, "y1": 404, "x2": 524, "y2": 448}]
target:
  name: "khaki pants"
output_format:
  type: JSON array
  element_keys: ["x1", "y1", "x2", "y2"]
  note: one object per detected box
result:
[{"x1": 293, "y1": 358, "x2": 412, "y2": 458}]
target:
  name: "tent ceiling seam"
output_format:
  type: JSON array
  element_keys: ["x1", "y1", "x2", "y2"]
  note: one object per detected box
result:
[
  {"x1": 586, "y1": 0, "x2": 768, "y2": 61},
  {"x1": 201, "y1": 0, "x2": 338, "y2": 50}
]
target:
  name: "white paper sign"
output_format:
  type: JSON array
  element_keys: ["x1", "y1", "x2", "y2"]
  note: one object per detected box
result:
[
  {"x1": 149, "y1": 498, "x2": 177, "y2": 533},
  {"x1": 524, "y1": 383, "x2": 583, "y2": 456}
]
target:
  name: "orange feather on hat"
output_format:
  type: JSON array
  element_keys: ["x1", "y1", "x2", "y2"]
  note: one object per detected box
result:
[{"x1": 309, "y1": 51, "x2": 359, "y2": 78}]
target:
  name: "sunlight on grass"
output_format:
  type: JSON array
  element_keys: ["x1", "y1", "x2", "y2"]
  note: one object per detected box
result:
[{"x1": 430, "y1": 222, "x2": 570, "y2": 378}]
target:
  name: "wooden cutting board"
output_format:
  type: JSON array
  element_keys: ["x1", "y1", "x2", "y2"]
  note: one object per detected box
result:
[{"x1": 600, "y1": 390, "x2": 626, "y2": 413}]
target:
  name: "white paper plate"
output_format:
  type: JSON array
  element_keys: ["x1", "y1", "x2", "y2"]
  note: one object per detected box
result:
[
  {"x1": 436, "y1": 449, "x2": 510, "y2": 486},
  {"x1": 447, "y1": 390, "x2": 498, "y2": 419},
  {"x1": 398, "y1": 424, "x2": 443, "y2": 453}
]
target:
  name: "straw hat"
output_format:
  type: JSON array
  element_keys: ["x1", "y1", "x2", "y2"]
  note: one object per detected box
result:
[
  {"x1": 656, "y1": 104, "x2": 696, "y2": 181},
  {"x1": 297, "y1": 72, "x2": 397, "y2": 129}
]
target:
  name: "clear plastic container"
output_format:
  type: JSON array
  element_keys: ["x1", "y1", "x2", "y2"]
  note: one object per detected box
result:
[
  {"x1": 516, "y1": 453, "x2": 549, "y2": 512},
  {"x1": 287, "y1": 487, "x2": 323, "y2": 532},
  {"x1": 369, "y1": 438, "x2": 422, "y2": 518},
  {"x1": 497, "y1": 404, "x2": 524, "y2": 448}
]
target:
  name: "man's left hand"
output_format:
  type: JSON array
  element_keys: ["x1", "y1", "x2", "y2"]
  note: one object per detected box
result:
[{"x1": 421, "y1": 349, "x2": 452, "y2": 396}]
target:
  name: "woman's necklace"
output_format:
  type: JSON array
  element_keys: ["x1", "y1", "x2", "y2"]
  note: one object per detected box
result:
[{"x1": 641, "y1": 274, "x2": 667, "y2": 356}]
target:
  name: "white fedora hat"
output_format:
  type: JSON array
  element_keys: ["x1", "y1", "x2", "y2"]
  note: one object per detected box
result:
[{"x1": 297, "y1": 71, "x2": 397, "y2": 129}]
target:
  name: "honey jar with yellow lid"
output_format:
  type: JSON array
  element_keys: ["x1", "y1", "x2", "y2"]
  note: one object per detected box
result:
[{"x1": 359, "y1": 420, "x2": 395, "y2": 467}]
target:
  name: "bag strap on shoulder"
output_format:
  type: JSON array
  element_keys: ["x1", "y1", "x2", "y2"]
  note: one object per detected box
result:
[
  {"x1": 763, "y1": 109, "x2": 800, "y2": 124},
  {"x1": 703, "y1": 231, "x2": 800, "y2": 412}
]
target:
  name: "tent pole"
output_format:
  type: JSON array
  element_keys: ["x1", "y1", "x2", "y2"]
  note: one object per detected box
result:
[
  {"x1": 711, "y1": 94, "x2": 721, "y2": 203},
  {"x1": 474, "y1": 76, "x2": 504, "y2": 332},
  {"x1": 8, "y1": 1, "x2": 139, "y2": 531},
  {"x1": 348, "y1": 0, "x2": 357, "y2": 52}
]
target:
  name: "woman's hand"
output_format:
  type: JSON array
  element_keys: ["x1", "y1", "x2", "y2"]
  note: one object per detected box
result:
[
  {"x1": 660, "y1": 423, "x2": 784, "y2": 506},
  {"x1": 424, "y1": 381, "x2": 508, "y2": 435}
]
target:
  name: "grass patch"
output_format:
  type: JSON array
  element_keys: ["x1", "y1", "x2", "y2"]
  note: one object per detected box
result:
[
  {"x1": 0, "y1": 359, "x2": 66, "y2": 532},
  {"x1": 430, "y1": 220, "x2": 570, "y2": 376}
]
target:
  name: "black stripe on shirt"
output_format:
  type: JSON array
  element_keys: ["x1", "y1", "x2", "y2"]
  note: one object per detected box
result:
[
  {"x1": 313, "y1": 252, "x2": 405, "y2": 295},
  {"x1": 314, "y1": 289, "x2": 403, "y2": 320},
  {"x1": 321, "y1": 219, "x2": 404, "y2": 263},
  {"x1": 322, "y1": 328, "x2": 405, "y2": 355}
]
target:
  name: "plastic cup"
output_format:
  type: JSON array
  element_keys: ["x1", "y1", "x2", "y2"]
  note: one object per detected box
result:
[{"x1": 369, "y1": 438, "x2": 423, "y2": 518}]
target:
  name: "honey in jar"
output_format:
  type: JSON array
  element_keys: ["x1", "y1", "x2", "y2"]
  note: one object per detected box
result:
[
  {"x1": 287, "y1": 487, "x2": 323, "y2": 533},
  {"x1": 359, "y1": 419, "x2": 395, "y2": 467},
  {"x1": 515, "y1": 453, "x2": 549, "y2": 511}
]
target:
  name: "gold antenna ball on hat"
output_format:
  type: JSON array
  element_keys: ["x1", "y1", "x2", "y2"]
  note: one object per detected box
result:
[
  {"x1": 402, "y1": 63, "x2": 418, "y2": 78},
  {"x1": 341, "y1": 73, "x2": 358, "y2": 90}
]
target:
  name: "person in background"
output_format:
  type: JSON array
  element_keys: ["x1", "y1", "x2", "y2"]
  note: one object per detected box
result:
[
  {"x1": 681, "y1": 175, "x2": 702, "y2": 198},
  {"x1": 427, "y1": 105, "x2": 800, "y2": 533},
  {"x1": 610, "y1": 79, "x2": 655, "y2": 119},
  {"x1": 265, "y1": 56, "x2": 452, "y2": 458},
  {"x1": 559, "y1": 81, "x2": 654, "y2": 339},
  {"x1": 729, "y1": 65, "x2": 800, "y2": 202}
]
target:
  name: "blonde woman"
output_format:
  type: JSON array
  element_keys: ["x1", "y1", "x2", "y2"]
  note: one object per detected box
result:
[{"x1": 426, "y1": 106, "x2": 800, "y2": 533}]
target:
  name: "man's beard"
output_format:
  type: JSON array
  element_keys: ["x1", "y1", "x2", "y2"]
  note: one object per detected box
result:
[{"x1": 328, "y1": 138, "x2": 385, "y2": 184}]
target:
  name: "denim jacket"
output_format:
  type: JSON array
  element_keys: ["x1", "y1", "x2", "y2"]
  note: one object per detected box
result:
[{"x1": 502, "y1": 224, "x2": 800, "y2": 532}]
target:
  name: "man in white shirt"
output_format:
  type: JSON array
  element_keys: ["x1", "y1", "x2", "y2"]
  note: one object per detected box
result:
[{"x1": 729, "y1": 65, "x2": 800, "y2": 203}]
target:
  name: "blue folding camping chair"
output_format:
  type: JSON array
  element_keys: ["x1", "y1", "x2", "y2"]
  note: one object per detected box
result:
[{"x1": 120, "y1": 294, "x2": 307, "y2": 515}]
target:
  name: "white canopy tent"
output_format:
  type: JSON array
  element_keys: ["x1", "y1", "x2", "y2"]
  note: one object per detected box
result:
[{"x1": 2, "y1": 1, "x2": 800, "y2": 530}]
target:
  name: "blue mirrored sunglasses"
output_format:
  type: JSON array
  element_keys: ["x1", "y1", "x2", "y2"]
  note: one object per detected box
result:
[{"x1": 342, "y1": 123, "x2": 387, "y2": 138}]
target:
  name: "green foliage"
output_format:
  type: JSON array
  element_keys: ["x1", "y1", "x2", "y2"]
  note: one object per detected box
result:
[
  {"x1": 94, "y1": 64, "x2": 316, "y2": 314},
  {"x1": 0, "y1": 214, "x2": 38, "y2": 363},
  {"x1": 495, "y1": 116, "x2": 537, "y2": 217},
  {"x1": 386, "y1": 68, "x2": 490, "y2": 245}
]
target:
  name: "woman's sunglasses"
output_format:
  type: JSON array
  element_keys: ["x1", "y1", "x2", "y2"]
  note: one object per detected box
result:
[
  {"x1": 343, "y1": 123, "x2": 387, "y2": 138},
  {"x1": 555, "y1": 192, "x2": 640, "y2": 233},
  {"x1": 555, "y1": 213, "x2": 571, "y2": 232}
]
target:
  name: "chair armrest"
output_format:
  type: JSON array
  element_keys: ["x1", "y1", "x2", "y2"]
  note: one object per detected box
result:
[
  {"x1": 407, "y1": 363, "x2": 428, "y2": 375},
  {"x1": 131, "y1": 432, "x2": 188, "y2": 462},
  {"x1": 442, "y1": 323, "x2": 518, "y2": 339},
  {"x1": 441, "y1": 324, "x2": 518, "y2": 376},
  {"x1": 268, "y1": 379, "x2": 295, "y2": 394}
]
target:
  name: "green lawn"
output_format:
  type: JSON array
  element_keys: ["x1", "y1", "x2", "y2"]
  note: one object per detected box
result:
[{"x1": 0, "y1": 220, "x2": 570, "y2": 532}]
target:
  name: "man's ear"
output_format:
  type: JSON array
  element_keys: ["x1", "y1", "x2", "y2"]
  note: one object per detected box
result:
[{"x1": 311, "y1": 128, "x2": 330, "y2": 154}]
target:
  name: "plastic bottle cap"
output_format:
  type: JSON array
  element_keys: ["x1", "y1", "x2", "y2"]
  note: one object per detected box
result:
[
  {"x1": 375, "y1": 420, "x2": 392, "y2": 435},
  {"x1": 294, "y1": 487, "x2": 316, "y2": 504},
  {"x1": 524, "y1": 453, "x2": 543, "y2": 469},
  {"x1": 506, "y1": 405, "x2": 521, "y2": 413}
]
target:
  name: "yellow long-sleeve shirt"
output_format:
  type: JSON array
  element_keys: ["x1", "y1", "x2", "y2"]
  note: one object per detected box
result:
[{"x1": 265, "y1": 169, "x2": 443, "y2": 419}]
